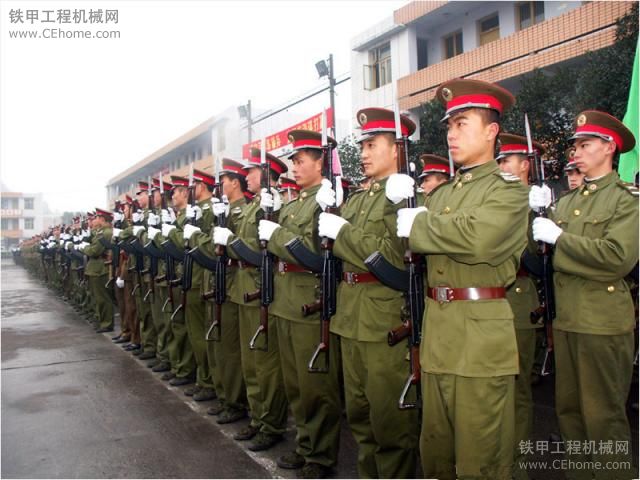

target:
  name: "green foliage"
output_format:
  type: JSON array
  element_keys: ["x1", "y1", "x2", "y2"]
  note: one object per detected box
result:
[{"x1": 337, "y1": 134, "x2": 363, "y2": 181}]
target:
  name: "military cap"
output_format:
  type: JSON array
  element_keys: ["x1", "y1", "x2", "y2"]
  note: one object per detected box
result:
[
  {"x1": 193, "y1": 168, "x2": 215, "y2": 187},
  {"x1": 245, "y1": 148, "x2": 288, "y2": 177},
  {"x1": 356, "y1": 107, "x2": 416, "y2": 143},
  {"x1": 219, "y1": 158, "x2": 248, "y2": 177},
  {"x1": 151, "y1": 176, "x2": 173, "y2": 191},
  {"x1": 87, "y1": 211, "x2": 96, "y2": 218},
  {"x1": 436, "y1": 78, "x2": 515, "y2": 122},
  {"x1": 418, "y1": 154, "x2": 453, "y2": 179},
  {"x1": 287, "y1": 129, "x2": 337, "y2": 159},
  {"x1": 496, "y1": 133, "x2": 546, "y2": 160},
  {"x1": 278, "y1": 177, "x2": 300, "y2": 192},
  {"x1": 95, "y1": 208, "x2": 113, "y2": 221},
  {"x1": 563, "y1": 148, "x2": 579, "y2": 172},
  {"x1": 136, "y1": 181, "x2": 149, "y2": 195},
  {"x1": 124, "y1": 194, "x2": 134, "y2": 205},
  {"x1": 569, "y1": 110, "x2": 636, "y2": 153},
  {"x1": 170, "y1": 175, "x2": 189, "y2": 190}
]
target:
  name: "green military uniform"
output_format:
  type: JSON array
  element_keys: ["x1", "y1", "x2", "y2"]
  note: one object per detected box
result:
[
  {"x1": 549, "y1": 171, "x2": 638, "y2": 480},
  {"x1": 83, "y1": 220, "x2": 114, "y2": 331},
  {"x1": 267, "y1": 181, "x2": 342, "y2": 470},
  {"x1": 331, "y1": 176, "x2": 419, "y2": 478}
]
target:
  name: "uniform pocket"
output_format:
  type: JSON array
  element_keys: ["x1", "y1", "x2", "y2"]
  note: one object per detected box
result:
[{"x1": 581, "y1": 213, "x2": 613, "y2": 239}]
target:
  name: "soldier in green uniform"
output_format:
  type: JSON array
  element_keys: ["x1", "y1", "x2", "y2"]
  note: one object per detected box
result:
[
  {"x1": 495, "y1": 132, "x2": 545, "y2": 479},
  {"x1": 213, "y1": 149, "x2": 289, "y2": 451},
  {"x1": 391, "y1": 79, "x2": 528, "y2": 479},
  {"x1": 316, "y1": 109, "x2": 420, "y2": 478},
  {"x1": 529, "y1": 110, "x2": 638, "y2": 480},
  {"x1": 418, "y1": 153, "x2": 453, "y2": 198},
  {"x1": 278, "y1": 176, "x2": 301, "y2": 203},
  {"x1": 179, "y1": 168, "x2": 218, "y2": 402},
  {"x1": 80, "y1": 208, "x2": 115, "y2": 333},
  {"x1": 258, "y1": 130, "x2": 342, "y2": 478},
  {"x1": 194, "y1": 158, "x2": 250, "y2": 421},
  {"x1": 564, "y1": 148, "x2": 585, "y2": 191}
]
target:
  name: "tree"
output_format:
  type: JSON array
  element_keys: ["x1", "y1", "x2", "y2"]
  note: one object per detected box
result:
[{"x1": 337, "y1": 134, "x2": 363, "y2": 180}]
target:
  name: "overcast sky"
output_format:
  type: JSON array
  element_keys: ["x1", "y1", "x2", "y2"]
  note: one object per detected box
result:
[{"x1": 1, "y1": 0, "x2": 405, "y2": 214}]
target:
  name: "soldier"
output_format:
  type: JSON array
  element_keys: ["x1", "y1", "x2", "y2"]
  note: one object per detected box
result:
[
  {"x1": 529, "y1": 110, "x2": 638, "y2": 480},
  {"x1": 316, "y1": 108, "x2": 420, "y2": 477},
  {"x1": 213, "y1": 148, "x2": 289, "y2": 452},
  {"x1": 417, "y1": 153, "x2": 453, "y2": 198},
  {"x1": 179, "y1": 168, "x2": 217, "y2": 402},
  {"x1": 258, "y1": 130, "x2": 342, "y2": 478},
  {"x1": 278, "y1": 176, "x2": 301, "y2": 203},
  {"x1": 80, "y1": 208, "x2": 115, "y2": 333},
  {"x1": 117, "y1": 196, "x2": 141, "y2": 352},
  {"x1": 390, "y1": 78, "x2": 528, "y2": 479},
  {"x1": 496, "y1": 132, "x2": 545, "y2": 479},
  {"x1": 564, "y1": 148, "x2": 585, "y2": 191}
]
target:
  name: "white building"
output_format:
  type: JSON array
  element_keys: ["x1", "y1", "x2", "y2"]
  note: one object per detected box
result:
[{"x1": 0, "y1": 190, "x2": 58, "y2": 248}]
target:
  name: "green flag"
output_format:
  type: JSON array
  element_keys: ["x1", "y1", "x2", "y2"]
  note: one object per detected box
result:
[{"x1": 619, "y1": 41, "x2": 639, "y2": 182}]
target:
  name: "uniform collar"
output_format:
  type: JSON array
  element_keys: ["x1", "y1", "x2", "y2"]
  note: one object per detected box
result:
[
  {"x1": 580, "y1": 170, "x2": 618, "y2": 195},
  {"x1": 298, "y1": 183, "x2": 321, "y2": 201},
  {"x1": 453, "y1": 160, "x2": 497, "y2": 184},
  {"x1": 230, "y1": 197, "x2": 245, "y2": 208},
  {"x1": 369, "y1": 177, "x2": 388, "y2": 193}
]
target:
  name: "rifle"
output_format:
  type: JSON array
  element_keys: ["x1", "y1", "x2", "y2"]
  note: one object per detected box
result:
[
  {"x1": 248, "y1": 140, "x2": 274, "y2": 351},
  {"x1": 306, "y1": 112, "x2": 338, "y2": 373},
  {"x1": 172, "y1": 167, "x2": 195, "y2": 323},
  {"x1": 206, "y1": 157, "x2": 227, "y2": 342},
  {"x1": 143, "y1": 176, "x2": 156, "y2": 303},
  {"x1": 525, "y1": 114, "x2": 555, "y2": 376}
]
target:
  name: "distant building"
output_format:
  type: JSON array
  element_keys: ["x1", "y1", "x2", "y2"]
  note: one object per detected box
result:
[{"x1": 1, "y1": 190, "x2": 58, "y2": 248}]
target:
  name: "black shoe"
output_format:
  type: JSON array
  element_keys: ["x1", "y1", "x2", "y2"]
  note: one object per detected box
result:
[
  {"x1": 193, "y1": 388, "x2": 217, "y2": 402},
  {"x1": 161, "y1": 371, "x2": 175, "y2": 381},
  {"x1": 138, "y1": 351, "x2": 156, "y2": 360},
  {"x1": 277, "y1": 451, "x2": 305, "y2": 470},
  {"x1": 297, "y1": 463, "x2": 331, "y2": 479},
  {"x1": 184, "y1": 385, "x2": 202, "y2": 397},
  {"x1": 233, "y1": 425, "x2": 260, "y2": 441},
  {"x1": 113, "y1": 336, "x2": 130, "y2": 344},
  {"x1": 152, "y1": 362, "x2": 171, "y2": 373},
  {"x1": 131, "y1": 348, "x2": 143, "y2": 356},
  {"x1": 124, "y1": 343, "x2": 141, "y2": 351},
  {"x1": 217, "y1": 407, "x2": 247, "y2": 424},
  {"x1": 96, "y1": 327, "x2": 114, "y2": 333},
  {"x1": 169, "y1": 376, "x2": 195, "y2": 387},
  {"x1": 111, "y1": 334, "x2": 122, "y2": 341},
  {"x1": 207, "y1": 401, "x2": 225, "y2": 416},
  {"x1": 248, "y1": 432, "x2": 283, "y2": 452},
  {"x1": 146, "y1": 360, "x2": 159, "y2": 369}
]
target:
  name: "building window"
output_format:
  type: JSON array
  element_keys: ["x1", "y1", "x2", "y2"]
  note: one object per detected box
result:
[
  {"x1": 417, "y1": 37, "x2": 429, "y2": 70},
  {"x1": 24, "y1": 197, "x2": 34, "y2": 210},
  {"x1": 443, "y1": 31, "x2": 463, "y2": 59},
  {"x1": 24, "y1": 218, "x2": 34, "y2": 229},
  {"x1": 1, "y1": 218, "x2": 18, "y2": 230},
  {"x1": 364, "y1": 42, "x2": 392, "y2": 90},
  {"x1": 1, "y1": 197, "x2": 18, "y2": 209},
  {"x1": 517, "y1": 2, "x2": 544, "y2": 30},
  {"x1": 478, "y1": 13, "x2": 500, "y2": 46}
]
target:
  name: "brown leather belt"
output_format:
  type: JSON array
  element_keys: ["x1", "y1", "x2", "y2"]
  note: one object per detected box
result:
[
  {"x1": 427, "y1": 286, "x2": 506, "y2": 303},
  {"x1": 277, "y1": 260, "x2": 311, "y2": 274},
  {"x1": 237, "y1": 260, "x2": 256, "y2": 270},
  {"x1": 342, "y1": 271, "x2": 380, "y2": 285},
  {"x1": 227, "y1": 259, "x2": 239, "y2": 268}
]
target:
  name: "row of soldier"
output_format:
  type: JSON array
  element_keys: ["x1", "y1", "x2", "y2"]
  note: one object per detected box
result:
[{"x1": 17, "y1": 77, "x2": 638, "y2": 480}]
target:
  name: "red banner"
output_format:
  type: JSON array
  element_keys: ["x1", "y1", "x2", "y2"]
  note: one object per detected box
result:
[{"x1": 242, "y1": 108, "x2": 334, "y2": 159}]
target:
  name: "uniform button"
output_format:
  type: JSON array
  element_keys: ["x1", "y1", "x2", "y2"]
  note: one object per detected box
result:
[
  {"x1": 573, "y1": 209, "x2": 581, "y2": 216},
  {"x1": 301, "y1": 192, "x2": 308, "y2": 198},
  {"x1": 369, "y1": 191, "x2": 374, "y2": 197},
  {"x1": 443, "y1": 207, "x2": 450, "y2": 213},
  {"x1": 607, "y1": 285, "x2": 615, "y2": 293},
  {"x1": 455, "y1": 183, "x2": 462, "y2": 189},
  {"x1": 515, "y1": 287, "x2": 522, "y2": 293},
  {"x1": 583, "y1": 190, "x2": 590, "y2": 196},
  {"x1": 290, "y1": 214, "x2": 294, "y2": 218},
  {"x1": 360, "y1": 210, "x2": 365, "y2": 215},
  {"x1": 589, "y1": 184, "x2": 597, "y2": 191},
  {"x1": 437, "y1": 268, "x2": 444, "y2": 274}
]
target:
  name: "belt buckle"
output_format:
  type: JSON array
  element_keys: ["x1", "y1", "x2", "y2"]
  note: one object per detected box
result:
[
  {"x1": 278, "y1": 261, "x2": 286, "y2": 275},
  {"x1": 435, "y1": 286, "x2": 451, "y2": 304},
  {"x1": 345, "y1": 272, "x2": 355, "y2": 286}
]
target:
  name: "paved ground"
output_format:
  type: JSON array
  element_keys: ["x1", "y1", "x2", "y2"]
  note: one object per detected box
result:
[{"x1": 1, "y1": 259, "x2": 637, "y2": 478}]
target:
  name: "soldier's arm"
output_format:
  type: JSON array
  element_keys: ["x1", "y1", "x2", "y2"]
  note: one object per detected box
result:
[
  {"x1": 553, "y1": 192, "x2": 638, "y2": 281},
  {"x1": 268, "y1": 205, "x2": 320, "y2": 264},
  {"x1": 409, "y1": 181, "x2": 529, "y2": 265}
]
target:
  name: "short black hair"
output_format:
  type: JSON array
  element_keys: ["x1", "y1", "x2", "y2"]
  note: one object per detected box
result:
[{"x1": 225, "y1": 173, "x2": 248, "y2": 192}]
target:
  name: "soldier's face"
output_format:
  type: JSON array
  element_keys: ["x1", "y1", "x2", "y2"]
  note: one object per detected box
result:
[
  {"x1": 567, "y1": 169, "x2": 585, "y2": 190},
  {"x1": 171, "y1": 187, "x2": 188, "y2": 208},
  {"x1": 359, "y1": 134, "x2": 397, "y2": 180},
  {"x1": 446, "y1": 110, "x2": 498, "y2": 166},
  {"x1": 137, "y1": 192, "x2": 149, "y2": 209},
  {"x1": 153, "y1": 190, "x2": 162, "y2": 205},
  {"x1": 421, "y1": 174, "x2": 448, "y2": 195},
  {"x1": 572, "y1": 137, "x2": 616, "y2": 177},
  {"x1": 291, "y1": 151, "x2": 322, "y2": 188},
  {"x1": 498, "y1": 154, "x2": 529, "y2": 181},
  {"x1": 246, "y1": 167, "x2": 262, "y2": 194}
]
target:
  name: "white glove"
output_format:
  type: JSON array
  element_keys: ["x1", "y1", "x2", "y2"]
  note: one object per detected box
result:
[
  {"x1": 213, "y1": 202, "x2": 229, "y2": 217},
  {"x1": 73, "y1": 244, "x2": 79, "y2": 251},
  {"x1": 186, "y1": 204, "x2": 203, "y2": 221},
  {"x1": 116, "y1": 277, "x2": 125, "y2": 289},
  {"x1": 59, "y1": 240, "x2": 65, "y2": 247},
  {"x1": 147, "y1": 212, "x2": 159, "y2": 226},
  {"x1": 386, "y1": 173, "x2": 415, "y2": 205},
  {"x1": 183, "y1": 224, "x2": 201, "y2": 240},
  {"x1": 161, "y1": 224, "x2": 176, "y2": 237},
  {"x1": 316, "y1": 179, "x2": 335, "y2": 211},
  {"x1": 62, "y1": 233, "x2": 70, "y2": 240},
  {"x1": 532, "y1": 217, "x2": 562, "y2": 245},
  {"x1": 112, "y1": 228, "x2": 122, "y2": 239},
  {"x1": 260, "y1": 188, "x2": 282, "y2": 212},
  {"x1": 78, "y1": 242, "x2": 89, "y2": 251},
  {"x1": 397, "y1": 207, "x2": 428, "y2": 238},
  {"x1": 318, "y1": 212, "x2": 349, "y2": 240},
  {"x1": 258, "y1": 220, "x2": 280, "y2": 241},
  {"x1": 72, "y1": 235, "x2": 78, "y2": 243},
  {"x1": 82, "y1": 229, "x2": 89, "y2": 237},
  {"x1": 147, "y1": 226, "x2": 160, "y2": 240},
  {"x1": 132, "y1": 211, "x2": 144, "y2": 223},
  {"x1": 133, "y1": 225, "x2": 145, "y2": 236},
  {"x1": 213, "y1": 227, "x2": 233, "y2": 246},
  {"x1": 65, "y1": 241, "x2": 73, "y2": 251},
  {"x1": 113, "y1": 211, "x2": 124, "y2": 223},
  {"x1": 161, "y1": 208, "x2": 176, "y2": 224},
  {"x1": 529, "y1": 185, "x2": 552, "y2": 211},
  {"x1": 211, "y1": 196, "x2": 220, "y2": 204},
  {"x1": 48, "y1": 235, "x2": 55, "y2": 241}
]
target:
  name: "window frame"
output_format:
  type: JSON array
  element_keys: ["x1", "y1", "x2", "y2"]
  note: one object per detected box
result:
[
  {"x1": 443, "y1": 30, "x2": 463, "y2": 60},
  {"x1": 478, "y1": 12, "x2": 500, "y2": 46}
]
